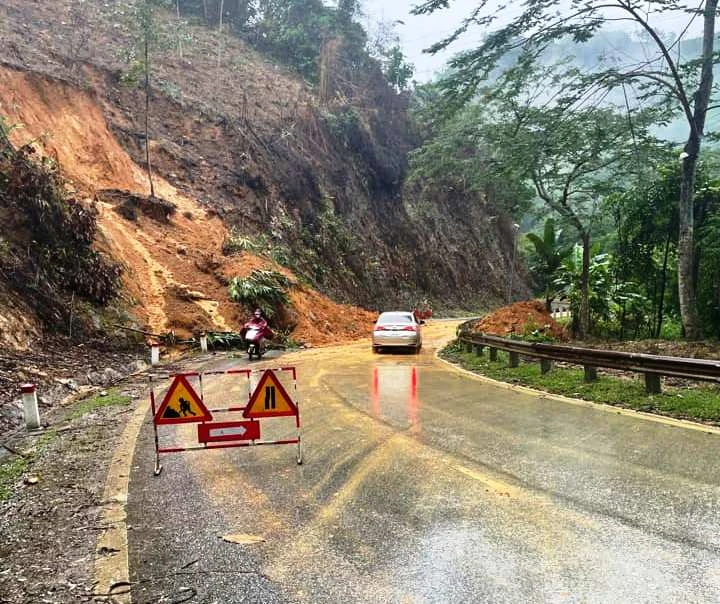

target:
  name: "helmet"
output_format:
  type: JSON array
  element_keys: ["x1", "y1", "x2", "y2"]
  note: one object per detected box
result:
[{"x1": 254, "y1": 308, "x2": 262, "y2": 318}]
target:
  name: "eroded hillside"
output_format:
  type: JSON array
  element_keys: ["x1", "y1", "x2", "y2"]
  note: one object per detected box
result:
[{"x1": 0, "y1": 0, "x2": 526, "y2": 348}]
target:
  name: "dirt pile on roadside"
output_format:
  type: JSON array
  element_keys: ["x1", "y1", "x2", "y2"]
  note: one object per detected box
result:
[{"x1": 471, "y1": 300, "x2": 567, "y2": 341}]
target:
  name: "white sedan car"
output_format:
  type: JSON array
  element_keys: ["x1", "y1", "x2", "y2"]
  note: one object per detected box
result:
[{"x1": 372, "y1": 311, "x2": 423, "y2": 354}]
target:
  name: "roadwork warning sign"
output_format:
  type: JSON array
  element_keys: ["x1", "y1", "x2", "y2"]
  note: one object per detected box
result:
[
  {"x1": 154, "y1": 375, "x2": 212, "y2": 425},
  {"x1": 244, "y1": 369, "x2": 299, "y2": 419}
]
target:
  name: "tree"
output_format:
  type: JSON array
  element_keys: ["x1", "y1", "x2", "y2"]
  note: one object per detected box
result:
[
  {"x1": 500, "y1": 104, "x2": 654, "y2": 337},
  {"x1": 411, "y1": 60, "x2": 661, "y2": 337},
  {"x1": 609, "y1": 165, "x2": 680, "y2": 337},
  {"x1": 526, "y1": 218, "x2": 572, "y2": 312},
  {"x1": 408, "y1": 92, "x2": 533, "y2": 215},
  {"x1": 120, "y1": 0, "x2": 174, "y2": 198},
  {"x1": 383, "y1": 46, "x2": 414, "y2": 92},
  {"x1": 413, "y1": 0, "x2": 720, "y2": 339}
]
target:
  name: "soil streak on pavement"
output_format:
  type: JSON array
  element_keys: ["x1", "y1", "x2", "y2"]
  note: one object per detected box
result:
[{"x1": 125, "y1": 322, "x2": 720, "y2": 603}]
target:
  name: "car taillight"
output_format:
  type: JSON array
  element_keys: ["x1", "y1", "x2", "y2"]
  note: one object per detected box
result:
[
  {"x1": 403, "y1": 325, "x2": 417, "y2": 331},
  {"x1": 374, "y1": 326, "x2": 387, "y2": 331}
]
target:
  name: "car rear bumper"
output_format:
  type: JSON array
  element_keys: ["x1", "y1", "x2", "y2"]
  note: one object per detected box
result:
[{"x1": 373, "y1": 333, "x2": 420, "y2": 347}]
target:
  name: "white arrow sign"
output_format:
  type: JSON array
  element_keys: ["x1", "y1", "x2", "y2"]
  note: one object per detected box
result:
[{"x1": 209, "y1": 426, "x2": 247, "y2": 438}]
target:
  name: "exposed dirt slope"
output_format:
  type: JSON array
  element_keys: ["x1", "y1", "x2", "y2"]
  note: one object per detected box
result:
[
  {"x1": 0, "y1": 65, "x2": 375, "y2": 345},
  {"x1": 0, "y1": 0, "x2": 527, "y2": 315}
]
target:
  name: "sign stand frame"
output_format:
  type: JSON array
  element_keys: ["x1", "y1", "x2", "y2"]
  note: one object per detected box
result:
[{"x1": 148, "y1": 367, "x2": 302, "y2": 476}]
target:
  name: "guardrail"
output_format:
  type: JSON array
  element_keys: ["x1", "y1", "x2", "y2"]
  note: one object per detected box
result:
[{"x1": 456, "y1": 330, "x2": 720, "y2": 394}]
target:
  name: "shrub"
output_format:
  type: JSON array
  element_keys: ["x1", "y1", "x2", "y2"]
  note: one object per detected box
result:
[
  {"x1": 222, "y1": 229, "x2": 268, "y2": 256},
  {"x1": 227, "y1": 270, "x2": 292, "y2": 318}
]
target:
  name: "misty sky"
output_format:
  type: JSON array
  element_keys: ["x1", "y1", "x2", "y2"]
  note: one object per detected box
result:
[{"x1": 361, "y1": 0, "x2": 706, "y2": 83}]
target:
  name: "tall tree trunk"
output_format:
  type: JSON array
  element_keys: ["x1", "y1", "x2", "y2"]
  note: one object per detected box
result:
[
  {"x1": 655, "y1": 230, "x2": 672, "y2": 338},
  {"x1": 678, "y1": 0, "x2": 717, "y2": 340},
  {"x1": 144, "y1": 38, "x2": 155, "y2": 198},
  {"x1": 679, "y1": 151, "x2": 698, "y2": 338},
  {"x1": 176, "y1": 0, "x2": 183, "y2": 58},
  {"x1": 216, "y1": 0, "x2": 224, "y2": 87},
  {"x1": 580, "y1": 232, "x2": 590, "y2": 339}
]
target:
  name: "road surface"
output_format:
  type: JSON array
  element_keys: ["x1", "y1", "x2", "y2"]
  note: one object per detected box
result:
[{"x1": 126, "y1": 321, "x2": 720, "y2": 603}]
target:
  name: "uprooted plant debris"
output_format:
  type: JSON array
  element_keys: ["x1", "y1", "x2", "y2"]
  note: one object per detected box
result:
[{"x1": 98, "y1": 188, "x2": 177, "y2": 223}]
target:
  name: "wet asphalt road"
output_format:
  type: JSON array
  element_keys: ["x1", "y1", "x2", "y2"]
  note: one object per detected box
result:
[{"x1": 127, "y1": 322, "x2": 720, "y2": 603}]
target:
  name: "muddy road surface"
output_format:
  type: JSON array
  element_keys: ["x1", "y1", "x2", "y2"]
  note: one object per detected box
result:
[{"x1": 125, "y1": 322, "x2": 720, "y2": 603}]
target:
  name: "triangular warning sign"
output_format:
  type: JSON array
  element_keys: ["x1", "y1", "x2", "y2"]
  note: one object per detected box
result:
[
  {"x1": 154, "y1": 375, "x2": 212, "y2": 425},
  {"x1": 244, "y1": 370, "x2": 298, "y2": 419}
]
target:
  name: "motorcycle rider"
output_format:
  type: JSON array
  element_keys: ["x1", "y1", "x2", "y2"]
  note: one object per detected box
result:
[{"x1": 243, "y1": 308, "x2": 270, "y2": 353}]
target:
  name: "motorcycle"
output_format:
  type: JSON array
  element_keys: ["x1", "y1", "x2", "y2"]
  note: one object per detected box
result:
[{"x1": 243, "y1": 320, "x2": 272, "y2": 361}]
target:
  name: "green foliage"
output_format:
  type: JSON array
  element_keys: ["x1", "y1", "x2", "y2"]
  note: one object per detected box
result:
[
  {"x1": 115, "y1": 0, "x2": 174, "y2": 85},
  {"x1": 222, "y1": 230, "x2": 269, "y2": 256},
  {"x1": 408, "y1": 100, "x2": 533, "y2": 215},
  {"x1": 381, "y1": 46, "x2": 414, "y2": 92},
  {"x1": 254, "y1": 0, "x2": 334, "y2": 81},
  {"x1": 321, "y1": 108, "x2": 362, "y2": 147},
  {"x1": 0, "y1": 139, "x2": 122, "y2": 319},
  {"x1": 610, "y1": 155, "x2": 720, "y2": 338},
  {"x1": 526, "y1": 218, "x2": 572, "y2": 310},
  {"x1": 68, "y1": 390, "x2": 132, "y2": 420},
  {"x1": 442, "y1": 342, "x2": 720, "y2": 423},
  {"x1": 228, "y1": 269, "x2": 293, "y2": 317},
  {"x1": 414, "y1": 0, "x2": 719, "y2": 340},
  {"x1": 206, "y1": 331, "x2": 245, "y2": 349}
]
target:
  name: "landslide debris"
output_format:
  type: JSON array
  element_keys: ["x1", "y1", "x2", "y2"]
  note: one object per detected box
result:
[
  {"x1": 468, "y1": 300, "x2": 567, "y2": 341},
  {"x1": 0, "y1": 0, "x2": 527, "y2": 316}
]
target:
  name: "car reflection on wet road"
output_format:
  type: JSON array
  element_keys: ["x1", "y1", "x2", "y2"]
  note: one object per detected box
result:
[{"x1": 128, "y1": 321, "x2": 720, "y2": 603}]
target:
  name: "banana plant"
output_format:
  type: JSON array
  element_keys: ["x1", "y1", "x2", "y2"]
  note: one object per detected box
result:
[{"x1": 526, "y1": 218, "x2": 572, "y2": 311}]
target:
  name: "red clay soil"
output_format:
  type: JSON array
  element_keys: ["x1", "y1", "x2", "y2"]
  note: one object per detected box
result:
[
  {"x1": 0, "y1": 66, "x2": 377, "y2": 347},
  {"x1": 471, "y1": 300, "x2": 567, "y2": 341}
]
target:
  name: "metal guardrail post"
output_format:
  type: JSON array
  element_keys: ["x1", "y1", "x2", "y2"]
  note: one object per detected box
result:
[
  {"x1": 645, "y1": 373, "x2": 662, "y2": 394},
  {"x1": 456, "y1": 329, "x2": 720, "y2": 390}
]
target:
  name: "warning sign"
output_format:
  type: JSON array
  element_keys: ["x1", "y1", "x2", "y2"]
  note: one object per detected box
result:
[
  {"x1": 154, "y1": 375, "x2": 212, "y2": 425},
  {"x1": 244, "y1": 370, "x2": 298, "y2": 419}
]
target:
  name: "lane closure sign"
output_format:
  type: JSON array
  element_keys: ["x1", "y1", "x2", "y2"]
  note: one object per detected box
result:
[
  {"x1": 244, "y1": 369, "x2": 299, "y2": 419},
  {"x1": 149, "y1": 366, "x2": 302, "y2": 474}
]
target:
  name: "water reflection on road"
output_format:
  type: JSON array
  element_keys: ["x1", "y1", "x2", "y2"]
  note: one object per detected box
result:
[{"x1": 371, "y1": 365, "x2": 421, "y2": 434}]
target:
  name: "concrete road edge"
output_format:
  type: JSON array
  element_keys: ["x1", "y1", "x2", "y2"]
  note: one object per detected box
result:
[{"x1": 93, "y1": 397, "x2": 149, "y2": 603}]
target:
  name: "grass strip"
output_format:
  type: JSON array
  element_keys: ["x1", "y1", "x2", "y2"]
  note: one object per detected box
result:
[
  {"x1": 442, "y1": 341, "x2": 720, "y2": 424},
  {"x1": 0, "y1": 456, "x2": 30, "y2": 501},
  {"x1": 67, "y1": 389, "x2": 131, "y2": 420}
]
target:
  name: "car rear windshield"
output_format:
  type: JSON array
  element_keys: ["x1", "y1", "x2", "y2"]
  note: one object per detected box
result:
[{"x1": 377, "y1": 313, "x2": 413, "y2": 325}]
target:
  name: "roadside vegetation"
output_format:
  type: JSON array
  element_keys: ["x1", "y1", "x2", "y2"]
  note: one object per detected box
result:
[
  {"x1": 412, "y1": 0, "x2": 720, "y2": 342},
  {"x1": 442, "y1": 341, "x2": 720, "y2": 425},
  {"x1": 67, "y1": 389, "x2": 132, "y2": 420},
  {"x1": 228, "y1": 269, "x2": 293, "y2": 319}
]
